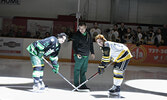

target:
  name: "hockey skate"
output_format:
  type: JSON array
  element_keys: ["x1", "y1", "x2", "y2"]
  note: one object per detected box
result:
[
  {"x1": 32, "y1": 81, "x2": 48, "y2": 93},
  {"x1": 108, "y1": 85, "x2": 121, "y2": 98},
  {"x1": 39, "y1": 81, "x2": 47, "y2": 90}
]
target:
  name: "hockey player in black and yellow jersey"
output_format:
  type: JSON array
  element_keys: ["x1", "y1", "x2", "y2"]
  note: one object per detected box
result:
[
  {"x1": 95, "y1": 34, "x2": 132, "y2": 96},
  {"x1": 26, "y1": 33, "x2": 67, "y2": 91}
]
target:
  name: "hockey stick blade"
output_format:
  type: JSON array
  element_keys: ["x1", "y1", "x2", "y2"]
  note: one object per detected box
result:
[
  {"x1": 72, "y1": 62, "x2": 113, "y2": 92},
  {"x1": 42, "y1": 57, "x2": 78, "y2": 91}
]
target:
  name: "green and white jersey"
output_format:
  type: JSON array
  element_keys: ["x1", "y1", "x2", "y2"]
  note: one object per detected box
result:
[{"x1": 27, "y1": 36, "x2": 60, "y2": 62}]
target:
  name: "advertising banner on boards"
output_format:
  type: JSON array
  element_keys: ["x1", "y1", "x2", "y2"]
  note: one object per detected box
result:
[
  {"x1": 127, "y1": 44, "x2": 167, "y2": 66},
  {"x1": 0, "y1": 37, "x2": 23, "y2": 56}
]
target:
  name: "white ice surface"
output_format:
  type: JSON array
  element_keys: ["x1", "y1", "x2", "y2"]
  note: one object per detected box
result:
[{"x1": 0, "y1": 86, "x2": 167, "y2": 100}]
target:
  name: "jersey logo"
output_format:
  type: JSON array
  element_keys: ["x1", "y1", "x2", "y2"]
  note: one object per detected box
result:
[{"x1": 44, "y1": 48, "x2": 54, "y2": 56}]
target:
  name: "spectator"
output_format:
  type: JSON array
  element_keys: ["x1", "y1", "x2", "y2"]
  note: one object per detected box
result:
[
  {"x1": 102, "y1": 28, "x2": 108, "y2": 39},
  {"x1": 15, "y1": 30, "x2": 23, "y2": 38},
  {"x1": 33, "y1": 31, "x2": 42, "y2": 39},
  {"x1": 44, "y1": 32, "x2": 50, "y2": 38},
  {"x1": 108, "y1": 29, "x2": 118, "y2": 42},
  {"x1": 135, "y1": 26, "x2": 143, "y2": 46},
  {"x1": 90, "y1": 22, "x2": 101, "y2": 42},
  {"x1": 131, "y1": 29, "x2": 138, "y2": 44},
  {"x1": 106, "y1": 28, "x2": 112, "y2": 41},
  {"x1": 113, "y1": 24, "x2": 120, "y2": 42},
  {"x1": 24, "y1": 31, "x2": 32, "y2": 38},
  {"x1": 146, "y1": 26, "x2": 154, "y2": 45},
  {"x1": 118, "y1": 22, "x2": 127, "y2": 43},
  {"x1": 123, "y1": 27, "x2": 133, "y2": 43},
  {"x1": 7, "y1": 29, "x2": 15, "y2": 37},
  {"x1": 161, "y1": 24, "x2": 167, "y2": 45},
  {"x1": 154, "y1": 28, "x2": 162, "y2": 47}
]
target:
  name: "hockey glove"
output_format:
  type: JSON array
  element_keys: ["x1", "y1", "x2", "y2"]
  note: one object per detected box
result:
[
  {"x1": 52, "y1": 64, "x2": 59, "y2": 74},
  {"x1": 98, "y1": 64, "x2": 106, "y2": 75}
]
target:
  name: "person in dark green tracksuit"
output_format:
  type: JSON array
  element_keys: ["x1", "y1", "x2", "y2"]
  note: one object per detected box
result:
[{"x1": 72, "y1": 22, "x2": 95, "y2": 90}]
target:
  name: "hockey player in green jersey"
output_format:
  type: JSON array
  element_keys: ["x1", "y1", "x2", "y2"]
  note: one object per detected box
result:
[
  {"x1": 26, "y1": 33, "x2": 67, "y2": 91},
  {"x1": 95, "y1": 34, "x2": 133, "y2": 97}
]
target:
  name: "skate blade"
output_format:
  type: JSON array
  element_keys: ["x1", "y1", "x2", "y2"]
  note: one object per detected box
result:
[
  {"x1": 108, "y1": 92, "x2": 121, "y2": 98},
  {"x1": 31, "y1": 87, "x2": 48, "y2": 93},
  {"x1": 30, "y1": 89, "x2": 44, "y2": 93},
  {"x1": 32, "y1": 88, "x2": 49, "y2": 93},
  {"x1": 76, "y1": 89, "x2": 90, "y2": 92}
]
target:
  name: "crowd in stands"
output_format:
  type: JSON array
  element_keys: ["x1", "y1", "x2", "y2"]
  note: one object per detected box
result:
[
  {"x1": 89, "y1": 22, "x2": 167, "y2": 47},
  {"x1": 0, "y1": 22, "x2": 167, "y2": 47}
]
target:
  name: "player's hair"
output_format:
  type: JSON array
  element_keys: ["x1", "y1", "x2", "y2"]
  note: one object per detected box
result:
[
  {"x1": 95, "y1": 34, "x2": 107, "y2": 42},
  {"x1": 58, "y1": 33, "x2": 67, "y2": 38}
]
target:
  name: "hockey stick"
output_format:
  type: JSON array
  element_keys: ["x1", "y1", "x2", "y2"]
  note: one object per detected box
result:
[
  {"x1": 42, "y1": 57, "x2": 78, "y2": 91},
  {"x1": 72, "y1": 62, "x2": 113, "y2": 92}
]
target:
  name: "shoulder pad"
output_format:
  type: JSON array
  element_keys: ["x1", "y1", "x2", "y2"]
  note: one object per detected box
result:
[
  {"x1": 104, "y1": 41, "x2": 110, "y2": 47},
  {"x1": 49, "y1": 36, "x2": 57, "y2": 42}
]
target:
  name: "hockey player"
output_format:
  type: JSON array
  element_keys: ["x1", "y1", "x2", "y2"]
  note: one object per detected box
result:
[
  {"x1": 95, "y1": 34, "x2": 133, "y2": 96},
  {"x1": 26, "y1": 33, "x2": 67, "y2": 91}
]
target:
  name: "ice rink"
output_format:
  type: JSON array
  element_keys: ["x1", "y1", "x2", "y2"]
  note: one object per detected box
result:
[{"x1": 0, "y1": 58, "x2": 167, "y2": 100}]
